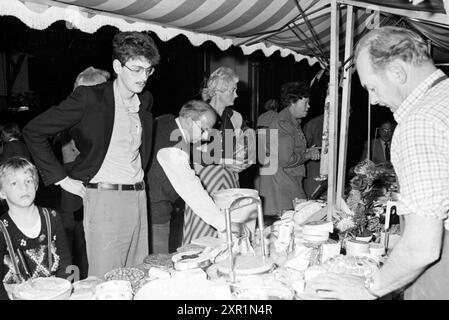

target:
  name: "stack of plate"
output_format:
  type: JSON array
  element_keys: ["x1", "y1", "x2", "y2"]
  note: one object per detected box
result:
[
  {"x1": 302, "y1": 221, "x2": 332, "y2": 243},
  {"x1": 369, "y1": 243, "x2": 385, "y2": 256},
  {"x1": 345, "y1": 239, "x2": 370, "y2": 256}
]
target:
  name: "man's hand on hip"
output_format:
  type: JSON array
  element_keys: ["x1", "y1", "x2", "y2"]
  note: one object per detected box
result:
[{"x1": 56, "y1": 176, "x2": 86, "y2": 198}]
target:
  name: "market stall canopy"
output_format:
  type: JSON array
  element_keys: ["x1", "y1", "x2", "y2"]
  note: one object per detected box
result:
[
  {"x1": 1, "y1": 0, "x2": 449, "y2": 65},
  {"x1": 341, "y1": 0, "x2": 449, "y2": 52},
  {"x1": 0, "y1": 0, "x2": 375, "y2": 66}
]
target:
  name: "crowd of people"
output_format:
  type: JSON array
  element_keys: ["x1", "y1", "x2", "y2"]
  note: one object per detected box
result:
[{"x1": 0, "y1": 25, "x2": 448, "y2": 300}]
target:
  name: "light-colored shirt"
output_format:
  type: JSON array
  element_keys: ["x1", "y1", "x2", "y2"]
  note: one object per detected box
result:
[
  {"x1": 18, "y1": 216, "x2": 41, "y2": 239},
  {"x1": 156, "y1": 119, "x2": 225, "y2": 232},
  {"x1": 392, "y1": 69, "x2": 449, "y2": 230},
  {"x1": 91, "y1": 80, "x2": 143, "y2": 184}
]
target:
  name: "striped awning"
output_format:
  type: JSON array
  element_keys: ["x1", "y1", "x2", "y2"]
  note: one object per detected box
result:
[{"x1": 0, "y1": 0, "x2": 447, "y2": 65}]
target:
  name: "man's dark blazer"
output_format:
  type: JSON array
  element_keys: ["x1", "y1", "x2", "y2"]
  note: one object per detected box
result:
[
  {"x1": 23, "y1": 81, "x2": 154, "y2": 213},
  {"x1": 360, "y1": 138, "x2": 388, "y2": 164},
  {"x1": 146, "y1": 114, "x2": 186, "y2": 223}
]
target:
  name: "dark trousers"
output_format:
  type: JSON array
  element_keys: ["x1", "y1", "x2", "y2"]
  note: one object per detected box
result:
[
  {"x1": 169, "y1": 198, "x2": 185, "y2": 253},
  {"x1": 72, "y1": 207, "x2": 88, "y2": 280},
  {"x1": 148, "y1": 198, "x2": 184, "y2": 254},
  {"x1": 60, "y1": 207, "x2": 88, "y2": 280}
]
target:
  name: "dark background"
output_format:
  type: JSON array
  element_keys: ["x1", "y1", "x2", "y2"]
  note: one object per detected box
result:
[{"x1": 0, "y1": 15, "x2": 397, "y2": 175}]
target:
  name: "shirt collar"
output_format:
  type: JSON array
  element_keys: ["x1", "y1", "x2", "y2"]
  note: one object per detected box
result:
[
  {"x1": 279, "y1": 107, "x2": 296, "y2": 126},
  {"x1": 175, "y1": 118, "x2": 188, "y2": 143},
  {"x1": 394, "y1": 69, "x2": 445, "y2": 124},
  {"x1": 113, "y1": 80, "x2": 140, "y2": 113}
]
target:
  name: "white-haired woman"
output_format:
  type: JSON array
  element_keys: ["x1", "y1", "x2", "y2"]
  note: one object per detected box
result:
[{"x1": 182, "y1": 67, "x2": 250, "y2": 244}]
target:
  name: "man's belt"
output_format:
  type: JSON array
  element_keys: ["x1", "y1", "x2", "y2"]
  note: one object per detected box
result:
[{"x1": 86, "y1": 181, "x2": 145, "y2": 191}]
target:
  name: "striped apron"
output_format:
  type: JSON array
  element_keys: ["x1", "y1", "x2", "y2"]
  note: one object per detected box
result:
[{"x1": 182, "y1": 164, "x2": 239, "y2": 245}]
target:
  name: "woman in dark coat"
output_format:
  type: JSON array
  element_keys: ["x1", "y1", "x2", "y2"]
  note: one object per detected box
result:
[{"x1": 258, "y1": 82, "x2": 320, "y2": 216}]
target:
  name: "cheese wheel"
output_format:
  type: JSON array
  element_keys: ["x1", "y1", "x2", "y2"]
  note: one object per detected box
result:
[{"x1": 172, "y1": 250, "x2": 211, "y2": 270}]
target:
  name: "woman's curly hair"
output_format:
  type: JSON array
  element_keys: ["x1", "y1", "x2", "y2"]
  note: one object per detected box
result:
[
  {"x1": 280, "y1": 81, "x2": 310, "y2": 109},
  {"x1": 202, "y1": 67, "x2": 239, "y2": 102}
]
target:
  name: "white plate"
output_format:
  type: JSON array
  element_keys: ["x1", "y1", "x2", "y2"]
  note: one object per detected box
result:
[{"x1": 216, "y1": 255, "x2": 274, "y2": 275}]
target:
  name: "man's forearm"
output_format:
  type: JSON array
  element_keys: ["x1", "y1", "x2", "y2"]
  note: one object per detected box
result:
[
  {"x1": 373, "y1": 240, "x2": 430, "y2": 296},
  {"x1": 157, "y1": 148, "x2": 225, "y2": 231},
  {"x1": 372, "y1": 214, "x2": 443, "y2": 297}
]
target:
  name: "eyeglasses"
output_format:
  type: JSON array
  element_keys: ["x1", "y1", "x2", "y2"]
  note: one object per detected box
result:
[
  {"x1": 122, "y1": 63, "x2": 155, "y2": 77},
  {"x1": 379, "y1": 128, "x2": 393, "y2": 132}
]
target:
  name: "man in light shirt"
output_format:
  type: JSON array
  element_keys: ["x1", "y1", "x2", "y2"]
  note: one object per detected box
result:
[
  {"x1": 307, "y1": 26, "x2": 449, "y2": 299},
  {"x1": 153, "y1": 100, "x2": 256, "y2": 246},
  {"x1": 23, "y1": 31, "x2": 159, "y2": 277},
  {"x1": 58, "y1": 66, "x2": 111, "y2": 280}
]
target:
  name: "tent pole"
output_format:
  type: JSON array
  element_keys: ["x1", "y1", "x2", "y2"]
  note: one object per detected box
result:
[
  {"x1": 327, "y1": 0, "x2": 340, "y2": 222},
  {"x1": 367, "y1": 99, "x2": 372, "y2": 160},
  {"x1": 336, "y1": 4, "x2": 354, "y2": 209},
  {"x1": 250, "y1": 62, "x2": 260, "y2": 127}
]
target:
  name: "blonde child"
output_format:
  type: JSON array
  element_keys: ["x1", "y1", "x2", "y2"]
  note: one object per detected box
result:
[{"x1": 0, "y1": 157, "x2": 71, "y2": 299}]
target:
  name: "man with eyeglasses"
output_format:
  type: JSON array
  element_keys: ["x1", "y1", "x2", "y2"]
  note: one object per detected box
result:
[
  {"x1": 23, "y1": 31, "x2": 159, "y2": 277},
  {"x1": 147, "y1": 100, "x2": 256, "y2": 252},
  {"x1": 360, "y1": 120, "x2": 396, "y2": 164}
]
